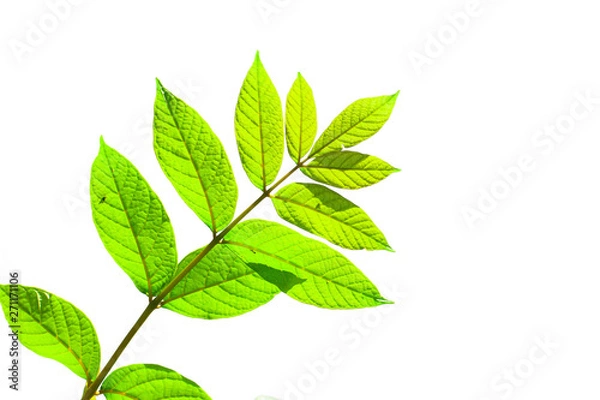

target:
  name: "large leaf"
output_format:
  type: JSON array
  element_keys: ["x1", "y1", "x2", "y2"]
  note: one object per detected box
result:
[
  {"x1": 154, "y1": 80, "x2": 238, "y2": 232},
  {"x1": 101, "y1": 364, "x2": 211, "y2": 400},
  {"x1": 271, "y1": 183, "x2": 391, "y2": 251},
  {"x1": 301, "y1": 151, "x2": 399, "y2": 189},
  {"x1": 0, "y1": 285, "x2": 100, "y2": 382},
  {"x1": 286, "y1": 73, "x2": 317, "y2": 163},
  {"x1": 91, "y1": 138, "x2": 177, "y2": 297},
  {"x1": 235, "y1": 52, "x2": 284, "y2": 190},
  {"x1": 223, "y1": 220, "x2": 391, "y2": 309},
  {"x1": 162, "y1": 245, "x2": 280, "y2": 319},
  {"x1": 310, "y1": 92, "x2": 399, "y2": 157}
]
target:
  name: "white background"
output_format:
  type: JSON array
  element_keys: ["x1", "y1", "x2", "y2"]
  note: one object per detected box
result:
[{"x1": 1, "y1": 1, "x2": 600, "y2": 399}]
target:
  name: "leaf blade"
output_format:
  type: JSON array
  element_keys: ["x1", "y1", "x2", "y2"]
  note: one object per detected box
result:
[
  {"x1": 154, "y1": 80, "x2": 238, "y2": 232},
  {"x1": 271, "y1": 183, "x2": 391, "y2": 250},
  {"x1": 162, "y1": 245, "x2": 280, "y2": 319},
  {"x1": 286, "y1": 73, "x2": 317, "y2": 163},
  {"x1": 91, "y1": 138, "x2": 177, "y2": 296},
  {"x1": 0, "y1": 285, "x2": 101, "y2": 381},
  {"x1": 301, "y1": 151, "x2": 399, "y2": 189},
  {"x1": 223, "y1": 220, "x2": 390, "y2": 309},
  {"x1": 101, "y1": 364, "x2": 211, "y2": 400},
  {"x1": 235, "y1": 52, "x2": 284, "y2": 189},
  {"x1": 310, "y1": 92, "x2": 399, "y2": 157}
]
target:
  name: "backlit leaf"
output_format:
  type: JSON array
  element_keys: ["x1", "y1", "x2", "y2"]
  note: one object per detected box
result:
[
  {"x1": 310, "y1": 92, "x2": 399, "y2": 157},
  {"x1": 0, "y1": 285, "x2": 100, "y2": 382},
  {"x1": 91, "y1": 138, "x2": 177, "y2": 297},
  {"x1": 286, "y1": 73, "x2": 317, "y2": 163},
  {"x1": 101, "y1": 364, "x2": 211, "y2": 400},
  {"x1": 235, "y1": 52, "x2": 284, "y2": 190},
  {"x1": 301, "y1": 151, "x2": 399, "y2": 189},
  {"x1": 154, "y1": 80, "x2": 238, "y2": 232},
  {"x1": 271, "y1": 183, "x2": 392, "y2": 250},
  {"x1": 223, "y1": 220, "x2": 391, "y2": 309}
]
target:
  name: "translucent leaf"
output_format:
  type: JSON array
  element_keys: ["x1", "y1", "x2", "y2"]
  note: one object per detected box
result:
[
  {"x1": 101, "y1": 364, "x2": 211, "y2": 400},
  {"x1": 286, "y1": 73, "x2": 317, "y2": 163},
  {"x1": 91, "y1": 138, "x2": 177, "y2": 297},
  {"x1": 235, "y1": 52, "x2": 284, "y2": 190},
  {"x1": 271, "y1": 183, "x2": 391, "y2": 251},
  {"x1": 0, "y1": 285, "x2": 100, "y2": 382},
  {"x1": 154, "y1": 80, "x2": 238, "y2": 232},
  {"x1": 162, "y1": 245, "x2": 280, "y2": 319},
  {"x1": 310, "y1": 92, "x2": 399, "y2": 157},
  {"x1": 301, "y1": 150, "x2": 399, "y2": 189},
  {"x1": 223, "y1": 220, "x2": 391, "y2": 309}
]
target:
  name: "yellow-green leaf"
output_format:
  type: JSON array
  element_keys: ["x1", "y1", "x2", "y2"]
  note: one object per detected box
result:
[
  {"x1": 286, "y1": 73, "x2": 317, "y2": 163},
  {"x1": 301, "y1": 151, "x2": 399, "y2": 189},
  {"x1": 235, "y1": 52, "x2": 284, "y2": 190},
  {"x1": 271, "y1": 183, "x2": 391, "y2": 250},
  {"x1": 310, "y1": 92, "x2": 399, "y2": 157}
]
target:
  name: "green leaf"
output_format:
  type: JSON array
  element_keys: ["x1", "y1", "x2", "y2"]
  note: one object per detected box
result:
[
  {"x1": 271, "y1": 183, "x2": 391, "y2": 251},
  {"x1": 310, "y1": 92, "x2": 399, "y2": 158},
  {"x1": 101, "y1": 364, "x2": 211, "y2": 400},
  {"x1": 235, "y1": 52, "x2": 284, "y2": 190},
  {"x1": 154, "y1": 80, "x2": 238, "y2": 232},
  {"x1": 0, "y1": 285, "x2": 100, "y2": 382},
  {"x1": 301, "y1": 151, "x2": 399, "y2": 189},
  {"x1": 162, "y1": 245, "x2": 280, "y2": 319},
  {"x1": 91, "y1": 138, "x2": 177, "y2": 297},
  {"x1": 286, "y1": 73, "x2": 317, "y2": 163},
  {"x1": 247, "y1": 263, "x2": 306, "y2": 293},
  {"x1": 223, "y1": 220, "x2": 391, "y2": 309}
]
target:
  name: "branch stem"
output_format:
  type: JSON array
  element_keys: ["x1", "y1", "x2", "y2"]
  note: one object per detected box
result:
[{"x1": 81, "y1": 164, "x2": 301, "y2": 400}]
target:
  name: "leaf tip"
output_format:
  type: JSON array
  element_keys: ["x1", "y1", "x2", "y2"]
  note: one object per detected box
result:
[
  {"x1": 384, "y1": 245, "x2": 396, "y2": 253},
  {"x1": 392, "y1": 167, "x2": 402, "y2": 173},
  {"x1": 378, "y1": 298, "x2": 395, "y2": 305}
]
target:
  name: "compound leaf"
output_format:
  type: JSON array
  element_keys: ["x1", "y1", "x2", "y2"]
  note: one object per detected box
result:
[
  {"x1": 154, "y1": 80, "x2": 238, "y2": 232},
  {"x1": 101, "y1": 364, "x2": 211, "y2": 400},
  {"x1": 301, "y1": 151, "x2": 399, "y2": 189},
  {"x1": 0, "y1": 285, "x2": 100, "y2": 382},
  {"x1": 286, "y1": 73, "x2": 317, "y2": 163},
  {"x1": 162, "y1": 245, "x2": 280, "y2": 319},
  {"x1": 235, "y1": 52, "x2": 284, "y2": 190},
  {"x1": 310, "y1": 92, "x2": 399, "y2": 158},
  {"x1": 223, "y1": 220, "x2": 391, "y2": 309},
  {"x1": 91, "y1": 138, "x2": 177, "y2": 297},
  {"x1": 271, "y1": 183, "x2": 391, "y2": 251}
]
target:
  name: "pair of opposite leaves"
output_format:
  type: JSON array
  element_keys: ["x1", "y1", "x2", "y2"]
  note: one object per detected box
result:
[{"x1": 0, "y1": 53, "x2": 399, "y2": 399}]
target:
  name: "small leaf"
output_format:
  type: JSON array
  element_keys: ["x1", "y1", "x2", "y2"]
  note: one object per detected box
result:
[
  {"x1": 224, "y1": 220, "x2": 391, "y2": 309},
  {"x1": 271, "y1": 183, "x2": 391, "y2": 251},
  {"x1": 101, "y1": 364, "x2": 211, "y2": 400},
  {"x1": 162, "y1": 245, "x2": 280, "y2": 319},
  {"x1": 91, "y1": 138, "x2": 177, "y2": 297},
  {"x1": 235, "y1": 52, "x2": 284, "y2": 190},
  {"x1": 0, "y1": 285, "x2": 100, "y2": 382},
  {"x1": 286, "y1": 73, "x2": 317, "y2": 163},
  {"x1": 154, "y1": 80, "x2": 238, "y2": 232},
  {"x1": 310, "y1": 92, "x2": 399, "y2": 158},
  {"x1": 301, "y1": 151, "x2": 399, "y2": 189}
]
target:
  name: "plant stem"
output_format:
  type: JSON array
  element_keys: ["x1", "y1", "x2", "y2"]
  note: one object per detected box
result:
[{"x1": 81, "y1": 164, "x2": 301, "y2": 400}]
